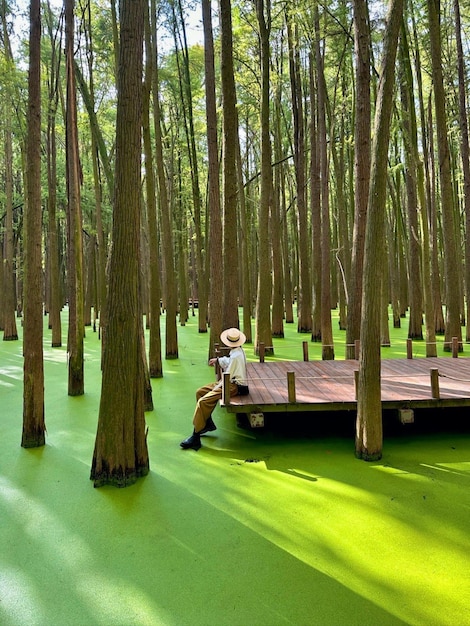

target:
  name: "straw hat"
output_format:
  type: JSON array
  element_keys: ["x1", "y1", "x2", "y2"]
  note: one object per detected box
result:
[{"x1": 220, "y1": 327, "x2": 246, "y2": 348}]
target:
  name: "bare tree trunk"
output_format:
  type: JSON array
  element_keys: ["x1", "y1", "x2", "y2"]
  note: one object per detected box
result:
[
  {"x1": 272, "y1": 81, "x2": 284, "y2": 338},
  {"x1": 315, "y1": 8, "x2": 334, "y2": 360},
  {"x1": 153, "y1": 35, "x2": 178, "y2": 359},
  {"x1": 346, "y1": 0, "x2": 371, "y2": 359},
  {"x1": 254, "y1": 0, "x2": 273, "y2": 355},
  {"x1": 427, "y1": 0, "x2": 462, "y2": 351},
  {"x1": 236, "y1": 124, "x2": 253, "y2": 343},
  {"x1": 399, "y1": 25, "x2": 423, "y2": 341},
  {"x1": 400, "y1": 17, "x2": 436, "y2": 355},
  {"x1": 287, "y1": 12, "x2": 311, "y2": 334},
  {"x1": 426, "y1": 97, "x2": 445, "y2": 335},
  {"x1": 309, "y1": 51, "x2": 321, "y2": 341},
  {"x1": 202, "y1": 0, "x2": 223, "y2": 357},
  {"x1": 65, "y1": 0, "x2": 84, "y2": 396},
  {"x1": 1, "y1": 7, "x2": 18, "y2": 341},
  {"x1": 453, "y1": 0, "x2": 470, "y2": 343},
  {"x1": 44, "y1": 10, "x2": 62, "y2": 348},
  {"x1": 82, "y1": 0, "x2": 107, "y2": 343},
  {"x1": 220, "y1": 0, "x2": 240, "y2": 329},
  {"x1": 22, "y1": 0, "x2": 45, "y2": 448},
  {"x1": 356, "y1": 0, "x2": 403, "y2": 461},
  {"x1": 144, "y1": 0, "x2": 162, "y2": 377},
  {"x1": 91, "y1": 0, "x2": 149, "y2": 487}
]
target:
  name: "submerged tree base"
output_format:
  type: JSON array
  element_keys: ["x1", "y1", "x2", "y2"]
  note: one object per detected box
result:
[
  {"x1": 355, "y1": 450, "x2": 382, "y2": 462},
  {"x1": 21, "y1": 433, "x2": 46, "y2": 448},
  {"x1": 91, "y1": 463, "x2": 149, "y2": 488}
]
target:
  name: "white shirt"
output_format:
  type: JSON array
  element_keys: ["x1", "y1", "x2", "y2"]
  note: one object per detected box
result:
[{"x1": 215, "y1": 346, "x2": 247, "y2": 388}]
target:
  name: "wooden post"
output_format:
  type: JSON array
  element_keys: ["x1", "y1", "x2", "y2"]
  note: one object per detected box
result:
[
  {"x1": 222, "y1": 372, "x2": 231, "y2": 405},
  {"x1": 303, "y1": 341, "x2": 309, "y2": 361},
  {"x1": 287, "y1": 371, "x2": 296, "y2": 402},
  {"x1": 406, "y1": 338, "x2": 413, "y2": 359},
  {"x1": 354, "y1": 370, "x2": 359, "y2": 399},
  {"x1": 214, "y1": 342, "x2": 221, "y2": 379},
  {"x1": 354, "y1": 339, "x2": 360, "y2": 360},
  {"x1": 430, "y1": 368, "x2": 440, "y2": 399},
  {"x1": 259, "y1": 342, "x2": 265, "y2": 363},
  {"x1": 452, "y1": 337, "x2": 459, "y2": 358}
]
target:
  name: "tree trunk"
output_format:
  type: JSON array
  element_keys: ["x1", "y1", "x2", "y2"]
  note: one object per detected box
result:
[
  {"x1": 272, "y1": 82, "x2": 284, "y2": 338},
  {"x1": 356, "y1": 0, "x2": 403, "y2": 461},
  {"x1": 22, "y1": 0, "x2": 45, "y2": 448},
  {"x1": 427, "y1": 0, "x2": 462, "y2": 351},
  {"x1": 91, "y1": 0, "x2": 149, "y2": 487},
  {"x1": 401, "y1": 16, "x2": 436, "y2": 355},
  {"x1": 202, "y1": 0, "x2": 223, "y2": 358},
  {"x1": 45, "y1": 39, "x2": 62, "y2": 348},
  {"x1": 315, "y1": 8, "x2": 334, "y2": 361},
  {"x1": 65, "y1": 0, "x2": 84, "y2": 396},
  {"x1": 398, "y1": 26, "x2": 423, "y2": 341},
  {"x1": 254, "y1": 0, "x2": 273, "y2": 355},
  {"x1": 236, "y1": 122, "x2": 253, "y2": 343},
  {"x1": 453, "y1": 0, "x2": 470, "y2": 343},
  {"x1": 426, "y1": 96, "x2": 445, "y2": 335},
  {"x1": 309, "y1": 51, "x2": 321, "y2": 341},
  {"x1": 346, "y1": 0, "x2": 371, "y2": 359},
  {"x1": 220, "y1": 0, "x2": 240, "y2": 330},
  {"x1": 153, "y1": 32, "x2": 178, "y2": 359},
  {"x1": 287, "y1": 12, "x2": 311, "y2": 334},
  {"x1": 3, "y1": 101, "x2": 18, "y2": 341},
  {"x1": 144, "y1": 0, "x2": 162, "y2": 377},
  {"x1": 1, "y1": 9, "x2": 18, "y2": 341}
]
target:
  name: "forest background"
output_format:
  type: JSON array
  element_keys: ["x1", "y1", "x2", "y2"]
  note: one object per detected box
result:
[{"x1": 1, "y1": 0, "x2": 470, "y2": 484}]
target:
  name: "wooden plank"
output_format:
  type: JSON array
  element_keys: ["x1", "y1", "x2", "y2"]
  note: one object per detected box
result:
[{"x1": 222, "y1": 356, "x2": 470, "y2": 414}]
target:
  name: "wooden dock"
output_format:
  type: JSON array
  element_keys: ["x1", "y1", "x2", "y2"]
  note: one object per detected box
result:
[{"x1": 221, "y1": 357, "x2": 470, "y2": 415}]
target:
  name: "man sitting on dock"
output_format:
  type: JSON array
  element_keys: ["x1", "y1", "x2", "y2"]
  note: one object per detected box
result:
[{"x1": 180, "y1": 328, "x2": 248, "y2": 451}]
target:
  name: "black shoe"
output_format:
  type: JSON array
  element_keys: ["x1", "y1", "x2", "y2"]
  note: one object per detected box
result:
[
  {"x1": 180, "y1": 433, "x2": 201, "y2": 450},
  {"x1": 199, "y1": 417, "x2": 217, "y2": 435}
]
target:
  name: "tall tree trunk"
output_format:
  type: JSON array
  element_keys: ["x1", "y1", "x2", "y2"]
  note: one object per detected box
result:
[
  {"x1": 272, "y1": 80, "x2": 284, "y2": 338},
  {"x1": 1, "y1": 6, "x2": 18, "y2": 341},
  {"x1": 22, "y1": 0, "x2": 45, "y2": 448},
  {"x1": 153, "y1": 34, "x2": 178, "y2": 359},
  {"x1": 331, "y1": 104, "x2": 350, "y2": 332},
  {"x1": 91, "y1": 0, "x2": 149, "y2": 488},
  {"x1": 173, "y1": 0, "x2": 208, "y2": 334},
  {"x1": 220, "y1": 0, "x2": 240, "y2": 329},
  {"x1": 202, "y1": 0, "x2": 223, "y2": 358},
  {"x1": 453, "y1": 0, "x2": 470, "y2": 343},
  {"x1": 309, "y1": 51, "x2": 321, "y2": 341},
  {"x1": 399, "y1": 25, "x2": 423, "y2": 341},
  {"x1": 427, "y1": 0, "x2": 462, "y2": 351},
  {"x1": 236, "y1": 122, "x2": 253, "y2": 343},
  {"x1": 144, "y1": 0, "x2": 162, "y2": 377},
  {"x1": 65, "y1": 0, "x2": 84, "y2": 395},
  {"x1": 426, "y1": 97, "x2": 445, "y2": 334},
  {"x1": 254, "y1": 0, "x2": 273, "y2": 355},
  {"x1": 356, "y1": 0, "x2": 403, "y2": 461},
  {"x1": 287, "y1": 12, "x2": 311, "y2": 334},
  {"x1": 346, "y1": 0, "x2": 371, "y2": 359},
  {"x1": 44, "y1": 2, "x2": 62, "y2": 348},
  {"x1": 315, "y1": 8, "x2": 334, "y2": 360},
  {"x1": 83, "y1": 0, "x2": 107, "y2": 344}
]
